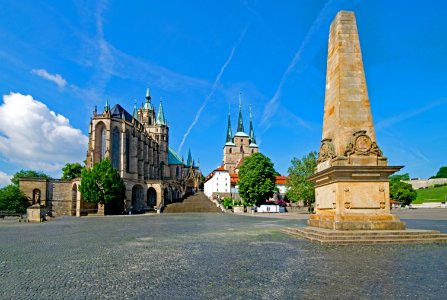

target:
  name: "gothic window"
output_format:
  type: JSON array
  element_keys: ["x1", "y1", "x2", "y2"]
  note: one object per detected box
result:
[
  {"x1": 251, "y1": 149, "x2": 254, "y2": 154},
  {"x1": 100, "y1": 126, "x2": 106, "y2": 160},
  {"x1": 176, "y1": 166, "x2": 180, "y2": 178},
  {"x1": 240, "y1": 146, "x2": 243, "y2": 153},
  {"x1": 125, "y1": 131, "x2": 130, "y2": 173},
  {"x1": 112, "y1": 127, "x2": 120, "y2": 169},
  {"x1": 229, "y1": 148, "x2": 232, "y2": 154}
]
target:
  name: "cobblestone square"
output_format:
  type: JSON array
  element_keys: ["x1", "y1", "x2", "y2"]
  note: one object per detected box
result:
[{"x1": 0, "y1": 212, "x2": 446, "y2": 299}]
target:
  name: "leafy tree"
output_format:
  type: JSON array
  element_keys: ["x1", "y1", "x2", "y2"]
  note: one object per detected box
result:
[
  {"x1": 390, "y1": 180, "x2": 417, "y2": 206},
  {"x1": 431, "y1": 166, "x2": 447, "y2": 179},
  {"x1": 61, "y1": 163, "x2": 83, "y2": 180},
  {"x1": 79, "y1": 159, "x2": 125, "y2": 207},
  {"x1": 286, "y1": 151, "x2": 317, "y2": 207},
  {"x1": 389, "y1": 173, "x2": 410, "y2": 182},
  {"x1": 0, "y1": 185, "x2": 29, "y2": 213},
  {"x1": 11, "y1": 170, "x2": 51, "y2": 186},
  {"x1": 238, "y1": 153, "x2": 277, "y2": 206}
]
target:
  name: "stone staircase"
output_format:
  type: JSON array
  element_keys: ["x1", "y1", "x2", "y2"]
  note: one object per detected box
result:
[
  {"x1": 282, "y1": 226, "x2": 447, "y2": 245},
  {"x1": 163, "y1": 192, "x2": 221, "y2": 213}
]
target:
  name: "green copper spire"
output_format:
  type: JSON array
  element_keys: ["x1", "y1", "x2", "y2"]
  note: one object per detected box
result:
[
  {"x1": 226, "y1": 108, "x2": 233, "y2": 143},
  {"x1": 144, "y1": 87, "x2": 151, "y2": 109},
  {"x1": 156, "y1": 97, "x2": 166, "y2": 125},
  {"x1": 249, "y1": 105, "x2": 256, "y2": 144},
  {"x1": 186, "y1": 148, "x2": 193, "y2": 167},
  {"x1": 133, "y1": 100, "x2": 138, "y2": 119},
  {"x1": 236, "y1": 92, "x2": 245, "y2": 133},
  {"x1": 104, "y1": 98, "x2": 110, "y2": 112}
]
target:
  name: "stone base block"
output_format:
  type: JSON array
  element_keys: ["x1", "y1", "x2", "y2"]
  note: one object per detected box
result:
[
  {"x1": 308, "y1": 213, "x2": 406, "y2": 230},
  {"x1": 27, "y1": 206, "x2": 45, "y2": 222},
  {"x1": 282, "y1": 226, "x2": 447, "y2": 244}
]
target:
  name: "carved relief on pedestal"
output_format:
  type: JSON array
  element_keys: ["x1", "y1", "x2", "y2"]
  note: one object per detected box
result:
[
  {"x1": 317, "y1": 138, "x2": 337, "y2": 163},
  {"x1": 344, "y1": 131, "x2": 383, "y2": 157}
]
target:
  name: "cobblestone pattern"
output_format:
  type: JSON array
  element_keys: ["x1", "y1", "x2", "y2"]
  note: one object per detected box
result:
[{"x1": 0, "y1": 214, "x2": 446, "y2": 299}]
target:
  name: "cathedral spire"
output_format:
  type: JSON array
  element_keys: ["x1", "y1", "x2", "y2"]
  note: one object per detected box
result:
[
  {"x1": 249, "y1": 105, "x2": 256, "y2": 144},
  {"x1": 104, "y1": 98, "x2": 110, "y2": 112},
  {"x1": 226, "y1": 107, "x2": 233, "y2": 143},
  {"x1": 133, "y1": 100, "x2": 138, "y2": 119},
  {"x1": 186, "y1": 148, "x2": 193, "y2": 167},
  {"x1": 156, "y1": 97, "x2": 166, "y2": 125},
  {"x1": 144, "y1": 87, "x2": 151, "y2": 109},
  {"x1": 236, "y1": 92, "x2": 245, "y2": 133}
]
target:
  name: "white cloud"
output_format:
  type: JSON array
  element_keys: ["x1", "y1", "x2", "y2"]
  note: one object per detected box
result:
[
  {"x1": 0, "y1": 171, "x2": 12, "y2": 188},
  {"x1": 31, "y1": 69, "x2": 67, "y2": 88},
  {"x1": 0, "y1": 93, "x2": 88, "y2": 174}
]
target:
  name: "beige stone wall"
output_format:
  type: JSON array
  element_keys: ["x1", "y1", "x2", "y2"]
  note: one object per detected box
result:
[{"x1": 19, "y1": 178, "x2": 48, "y2": 206}]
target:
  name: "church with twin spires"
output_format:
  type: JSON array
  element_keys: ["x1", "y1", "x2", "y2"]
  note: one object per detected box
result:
[{"x1": 222, "y1": 95, "x2": 259, "y2": 173}]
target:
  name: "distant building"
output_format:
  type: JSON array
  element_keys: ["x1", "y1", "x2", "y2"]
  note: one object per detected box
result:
[
  {"x1": 203, "y1": 166, "x2": 230, "y2": 198},
  {"x1": 222, "y1": 94, "x2": 259, "y2": 173},
  {"x1": 20, "y1": 89, "x2": 201, "y2": 216}
]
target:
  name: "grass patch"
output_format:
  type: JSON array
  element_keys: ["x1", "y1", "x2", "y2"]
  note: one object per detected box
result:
[{"x1": 414, "y1": 185, "x2": 447, "y2": 204}]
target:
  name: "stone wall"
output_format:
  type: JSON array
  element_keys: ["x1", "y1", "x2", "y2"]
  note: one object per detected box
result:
[{"x1": 403, "y1": 178, "x2": 447, "y2": 189}]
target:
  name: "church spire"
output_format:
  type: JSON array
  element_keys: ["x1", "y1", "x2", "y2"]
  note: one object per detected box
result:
[
  {"x1": 249, "y1": 105, "x2": 256, "y2": 144},
  {"x1": 144, "y1": 87, "x2": 151, "y2": 109},
  {"x1": 156, "y1": 97, "x2": 166, "y2": 125},
  {"x1": 133, "y1": 100, "x2": 138, "y2": 119},
  {"x1": 226, "y1": 106, "x2": 233, "y2": 143},
  {"x1": 236, "y1": 92, "x2": 245, "y2": 133},
  {"x1": 104, "y1": 98, "x2": 110, "y2": 112},
  {"x1": 186, "y1": 148, "x2": 193, "y2": 167}
]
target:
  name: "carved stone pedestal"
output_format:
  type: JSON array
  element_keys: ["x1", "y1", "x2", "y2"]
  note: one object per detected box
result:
[
  {"x1": 27, "y1": 205, "x2": 45, "y2": 222},
  {"x1": 308, "y1": 166, "x2": 405, "y2": 230}
]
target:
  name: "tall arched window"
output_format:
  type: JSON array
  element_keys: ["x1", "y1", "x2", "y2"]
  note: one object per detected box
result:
[
  {"x1": 100, "y1": 126, "x2": 106, "y2": 160},
  {"x1": 112, "y1": 127, "x2": 120, "y2": 169},
  {"x1": 229, "y1": 148, "x2": 232, "y2": 154},
  {"x1": 176, "y1": 166, "x2": 180, "y2": 178},
  {"x1": 240, "y1": 146, "x2": 243, "y2": 153},
  {"x1": 125, "y1": 131, "x2": 130, "y2": 173}
]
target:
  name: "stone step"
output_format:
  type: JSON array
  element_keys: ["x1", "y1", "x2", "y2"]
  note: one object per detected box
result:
[
  {"x1": 163, "y1": 192, "x2": 221, "y2": 213},
  {"x1": 281, "y1": 227, "x2": 447, "y2": 244}
]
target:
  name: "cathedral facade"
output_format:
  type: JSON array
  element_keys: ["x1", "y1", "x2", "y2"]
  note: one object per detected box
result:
[{"x1": 19, "y1": 89, "x2": 201, "y2": 216}]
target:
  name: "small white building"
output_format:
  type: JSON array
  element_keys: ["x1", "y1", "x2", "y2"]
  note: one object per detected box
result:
[{"x1": 204, "y1": 167, "x2": 231, "y2": 198}]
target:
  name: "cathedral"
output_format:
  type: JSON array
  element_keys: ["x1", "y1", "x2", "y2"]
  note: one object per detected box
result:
[
  {"x1": 19, "y1": 89, "x2": 201, "y2": 216},
  {"x1": 222, "y1": 97, "x2": 259, "y2": 173}
]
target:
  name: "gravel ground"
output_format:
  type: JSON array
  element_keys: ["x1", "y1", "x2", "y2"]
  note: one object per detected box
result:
[{"x1": 0, "y1": 213, "x2": 446, "y2": 299}]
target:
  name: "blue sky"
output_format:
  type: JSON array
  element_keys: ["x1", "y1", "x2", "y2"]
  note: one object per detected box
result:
[{"x1": 0, "y1": 0, "x2": 446, "y2": 186}]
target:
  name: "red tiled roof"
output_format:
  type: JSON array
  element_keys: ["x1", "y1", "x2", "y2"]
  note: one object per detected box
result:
[{"x1": 275, "y1": 176, "x2": 287, "y2": 185}]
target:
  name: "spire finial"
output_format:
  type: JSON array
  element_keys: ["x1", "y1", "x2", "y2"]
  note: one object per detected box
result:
[
  {"x1": 144, "y1": 87, "x2": 151, "y2": 109},
  {"x1": 249, "y1": 104, "x2": 256, "y2": 145},
  {"x1": 236, "y1": 92, "x2": 245, "y2": 133},
  {"x1": 104, "y1": 98, "x2": 109, "y2": 112}
]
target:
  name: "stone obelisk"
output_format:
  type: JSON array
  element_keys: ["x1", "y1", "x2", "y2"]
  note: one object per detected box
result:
[{"x1": 308, "y1": 11, "x2": 405, "y2": 230}]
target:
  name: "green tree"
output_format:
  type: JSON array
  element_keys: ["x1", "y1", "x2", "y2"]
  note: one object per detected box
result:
[
  {"x1": 431, "y1": 166, "x2": 447, "y2": 178},
  {"x1": 11, "y1": 170, "x2": 51, "y2": 186},
  {"x1": 238, "y1": 153, "x2": 277, "y2": 206},
  {"x1": 79, "y1": 159, "x2": 125, "y2": 207},
  {"x1": 0, "y1": 185, "x2": 29, "y2": 213},
  {"x1": 389, "y1": 173, "x2": 410, "y2": 182},
  {"x1": 286, "y1": 151, "x2": 317, "y2": 208},
  {"x1": 61, "y1": 163, "x2": 83, "y2": 180},
  {"x1": 390, "y1": 180, "x2": 417, "y2": 206}
]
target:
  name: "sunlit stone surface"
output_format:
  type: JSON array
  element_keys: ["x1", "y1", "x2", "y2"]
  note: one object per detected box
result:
[{"x1": 0, "y1": 213, "x2": 446, "y2": 298}]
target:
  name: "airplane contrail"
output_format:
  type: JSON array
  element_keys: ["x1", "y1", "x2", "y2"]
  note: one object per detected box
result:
[
  {"x1": 177, "y1": 27, "x2": 248, "y2": 154},
  {"x1": 261, "y1": 0, "x2": 360, "y2": 128}
]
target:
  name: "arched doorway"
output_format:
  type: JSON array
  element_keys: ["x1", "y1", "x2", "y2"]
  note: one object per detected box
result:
[
  {"x1": 147, "y1": 187, "x2": 157, "y2": 209},
  {"x1": 71, "y1": 184, "x2": 77, "y2": 216},
  {"x1": 132, "y1": 185, "x2": 144, "y2": 213}
]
